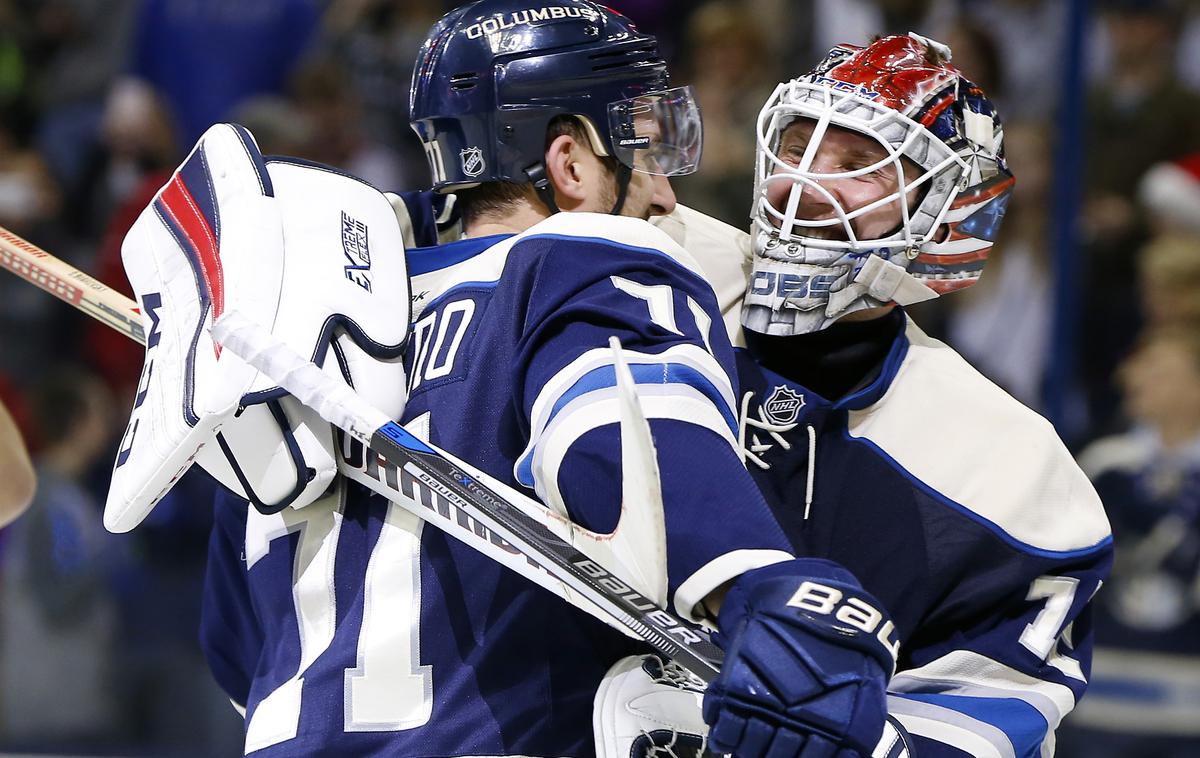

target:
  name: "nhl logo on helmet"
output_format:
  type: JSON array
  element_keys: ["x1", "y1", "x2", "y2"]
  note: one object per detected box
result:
[
  {"x1": 460, "y1": 147, "x2": 486, "y2": 178},
  {"x1": 764, "y1": 386, "x2": 805, "y2": 425}
]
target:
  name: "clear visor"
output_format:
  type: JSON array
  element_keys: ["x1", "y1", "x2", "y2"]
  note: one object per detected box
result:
[{"x1": 607, "y1": 85, "x2": 703, "y2": 177}]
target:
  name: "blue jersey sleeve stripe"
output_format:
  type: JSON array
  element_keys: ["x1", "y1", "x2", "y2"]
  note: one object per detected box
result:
[
  {"x1": 894, "y1": 693, "x2": 1048, "y2": 758},
  {"x1": 518, "y1": 394, "x2": 741, "y2": 524},
  {"x1": 542, "y1": 362, "x2": 738, "y2": 439},
  {"x1": 888, "y1": 697, "x2": 1016, "y2": 758},
  {"x1": 889, "y1": 650, "x2": 1076, "y2": 733}
]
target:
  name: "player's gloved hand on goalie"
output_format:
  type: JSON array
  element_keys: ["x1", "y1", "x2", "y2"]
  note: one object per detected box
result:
[{"x1": 703, "y1": 558, "x2": 900, "y2": 758}]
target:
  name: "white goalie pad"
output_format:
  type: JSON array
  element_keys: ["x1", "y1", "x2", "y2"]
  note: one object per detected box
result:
[
  {"x1": 594, "y1": 655, "x2": 712, "y2": 758},
  {"x1": 106, "y1": 124, "x2": 283, "y2": 533},
  {"x1": 192, "y1": 158, "x2": 411, "y2": 516},
  {"x1": 106, "y1": 125, "x2": 411, "y2": 533},
  {"x1": 190, "y1": 394, "x2": 335, "y2": 513}
]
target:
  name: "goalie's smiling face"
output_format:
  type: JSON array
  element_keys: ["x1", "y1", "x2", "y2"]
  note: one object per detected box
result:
[{"x1": 765, "y1": 118, "x2": 923, "y2": 242}]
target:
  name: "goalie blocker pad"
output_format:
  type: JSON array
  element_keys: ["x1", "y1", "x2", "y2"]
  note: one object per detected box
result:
[{"x1": 107, "y1": 124, "x2": 410, "y2": 533}]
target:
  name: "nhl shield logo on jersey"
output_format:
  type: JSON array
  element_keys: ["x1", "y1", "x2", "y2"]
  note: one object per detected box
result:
[
  {"x1": 763, "y1": 386, "x2": 805, "y2": 425},
  {"x1": 460, "y1": 147, "x2": 486, "y2": 177}
]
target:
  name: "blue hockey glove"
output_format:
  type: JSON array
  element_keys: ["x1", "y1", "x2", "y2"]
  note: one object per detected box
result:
[{"x1": 703, "y1": 559, "x2": 900, "y2": 758}]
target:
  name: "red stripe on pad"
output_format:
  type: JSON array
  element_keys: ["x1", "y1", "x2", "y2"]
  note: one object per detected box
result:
[{"x1": 159, "y1": 174, "x2": 226, "y2": 357}]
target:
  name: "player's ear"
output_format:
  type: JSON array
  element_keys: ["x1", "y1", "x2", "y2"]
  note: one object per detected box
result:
[{"x1": 544, "y1": 133, "x2": 589, "y2": 208}]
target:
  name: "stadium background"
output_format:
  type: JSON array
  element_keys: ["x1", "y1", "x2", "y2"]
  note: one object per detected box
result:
[{"x1": 0, "y1": 0, "x2": 1198, "y2": 755}]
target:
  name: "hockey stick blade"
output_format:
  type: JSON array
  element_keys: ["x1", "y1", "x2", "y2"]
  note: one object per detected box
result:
[{"x1": 213, "y1": 309, "x2": 724, "y2": 683}]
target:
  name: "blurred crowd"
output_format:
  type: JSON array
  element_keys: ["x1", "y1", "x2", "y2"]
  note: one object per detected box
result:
[{"x1": 0, "y1": 0, "x2": 1198, "y2": 755}]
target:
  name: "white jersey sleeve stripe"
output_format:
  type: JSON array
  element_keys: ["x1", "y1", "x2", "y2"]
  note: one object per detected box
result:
[
  {"x1": 890, "y1": 650, "x2": 1075, "y2": 733},
  {"x1": 673, "y1": 549, "x2": 793, "y2": 623},
  {"x1": 889, "y1": 690, "x2": 1053, "y2": 758},
  {"x1": 516, "y1": 392, "x2": 738, "y2": 518},
  {"x1": 887, "y1": 697, "x2": 1014, "y2": 758},
  {"x1": 527, "y1": 344, "x2": 737, "y2": 441},
  {"x1": 535, "y1": 361, "x2": 737, "y2": 437}
]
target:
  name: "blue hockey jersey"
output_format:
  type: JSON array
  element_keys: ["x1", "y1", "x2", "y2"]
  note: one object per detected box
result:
[
  {"x1": 734, "y1": 311, "x2": 1113, "y2": 758},
  {"x1": 200, "y1": 208, "x2": 794, "y2": 757},
  {"x1": 1061, "y1": 428, "x2": 1200, "y2": 742}
]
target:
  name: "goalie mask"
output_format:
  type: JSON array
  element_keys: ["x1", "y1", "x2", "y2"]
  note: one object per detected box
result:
[{"x1": 743, "y1": 33, "x2": 1015, "y2": 336}]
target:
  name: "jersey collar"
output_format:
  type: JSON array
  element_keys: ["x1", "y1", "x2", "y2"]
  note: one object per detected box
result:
[{"x1": 406, "y1": 234, "x2": 512, "y2": 276}]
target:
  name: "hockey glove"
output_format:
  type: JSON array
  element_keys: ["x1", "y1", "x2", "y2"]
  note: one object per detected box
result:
[
  {"x1": 703, "y1": 558, "x2": 900, "y2": 758},
  {"x1": 107, "y1": 123, "x2": 411, "y2": 532}
]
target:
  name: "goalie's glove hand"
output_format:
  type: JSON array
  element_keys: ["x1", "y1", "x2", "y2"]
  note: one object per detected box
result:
[{"x1": 703, "y1": 558, "x2": 899, "y2": 758}]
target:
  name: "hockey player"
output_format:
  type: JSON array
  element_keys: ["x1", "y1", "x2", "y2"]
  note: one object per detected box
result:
[
  {"x1": 192, "y1": 3, "x2": 904, "y2": 757},
  {"x1": 602, "y1": 33, "x2": 1115, "y2": 758}
]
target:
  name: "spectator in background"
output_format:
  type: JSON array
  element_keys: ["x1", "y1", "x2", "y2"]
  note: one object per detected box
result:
[
  {"x1": 960, "y1": 0, "x2": 1068, "y2": 120},
  {"x1": 0, "y1": 117, "x2": 70, "y2": 385},
  {"x1": 1059, "y1": 327, "x2": 1200, "y2": 758},
  {"x1": 319, "y1": 0, "x2": 443, "y2": 189},
  {"x1": 941, "y1": 15, "x2": 1003, "y2": 99},
  {"x1": 126, "y1": 0, "x2": 322, "y2": 147},
  {"x1": 1137, "y1": 233, "x2": 1200, "y2": 333},
  {"x1": 0, "y1": 368, "x2": 123, "y2": 752},
  {"x1": 232, "y1": 95, "x2": 316, "y2": 156},
  {"x1": 84, "y1": 81, "x2": 179, "y2": 401},
  {"x1": 76, "y1": 78, "x2": 178, "y2": 242},
  {"x1": 673, "y1": 1, "x2": 777, "y2": 225},
  {"x1": 286, "y1": 54, "x2": 404, "y2": 191},
  {"x1": 1140, "y1": 153, "x2": 1200, "y2": 237},
  {"x1": 1086, "y1": 0, "x2": 1200, "y2": 225},
  {"x1": 0, "y1": 395, "x2": 33, "y2": 528},
  {"x1": 1077, "y1": 0, "x2": 1200, "y2": 432},
  {"x1": 24, "y1": 0, "x2": 139, "y2": 216}
]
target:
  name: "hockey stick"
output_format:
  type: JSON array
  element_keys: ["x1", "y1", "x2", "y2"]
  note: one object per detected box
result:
[
  {"x1": 0, "y1": 225, "x2": 145, "y2": 343},
  {"x1": 213, "y1": 310, "x2": 723, "y2": 682},
  {"x1": 0, "y1": 222, "x2": 724, "y2": 683}
]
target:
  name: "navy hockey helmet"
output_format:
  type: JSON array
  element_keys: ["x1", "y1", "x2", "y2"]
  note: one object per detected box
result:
[{"x1": 409, "y1": 0, "x2": 702, "y2": 195}]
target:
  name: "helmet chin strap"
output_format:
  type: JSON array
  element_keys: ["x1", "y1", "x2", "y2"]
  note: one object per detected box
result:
[
  {"x1": 825, "y1": 254, "x2": 938, "y2": 316},
  {"x1": 525, "y1": 163, "x2": 561, "y2": 215},
  {"x1": 526, "y1": 161, "x2": 633, "y2": 216}
]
